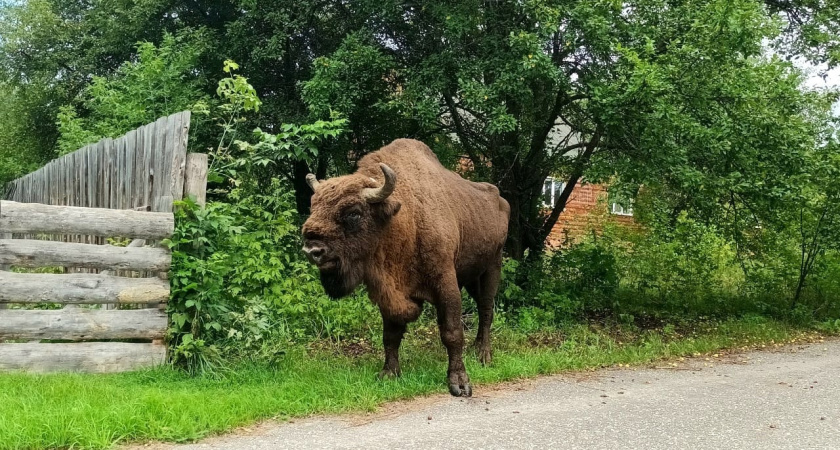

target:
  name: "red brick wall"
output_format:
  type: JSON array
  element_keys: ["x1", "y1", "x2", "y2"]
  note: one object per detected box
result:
[
  {"x1": 455, "y1": 157, "x2": 635, "y2": 247},
  {"x1": 545, "y1": 182, "x2": 636, "y2": 248}
]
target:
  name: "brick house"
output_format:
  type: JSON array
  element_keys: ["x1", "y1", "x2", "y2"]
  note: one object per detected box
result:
[
  {"x1": 443, "y1": 112, "x2": 634, "y2": 247},
  {"x1": 540, "y1": 177, "x2": 635, "y2": 248},
  {"x1": 455, "y1": 157, "x2": 635, "y2": 248}
]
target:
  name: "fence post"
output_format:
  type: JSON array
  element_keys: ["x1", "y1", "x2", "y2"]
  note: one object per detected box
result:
[
  {"x1": 0, "y1": 230, "x2": 8, "y2": 310},
  {"x1": 183, "y1": 153, "x2": 208, "y2": 207},
  {"x1": 1, "y1": 198, "x2": 10, "y2": 312}
]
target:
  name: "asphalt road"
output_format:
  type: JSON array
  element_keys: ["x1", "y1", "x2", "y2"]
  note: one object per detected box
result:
[{"x1": 147, "y1": 340, "x2": 840, "y2": 450}]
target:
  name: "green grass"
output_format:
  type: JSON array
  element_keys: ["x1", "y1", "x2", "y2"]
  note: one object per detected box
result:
[{"x1": 0, "y1": 316, "x2": 830, "y2": 450}]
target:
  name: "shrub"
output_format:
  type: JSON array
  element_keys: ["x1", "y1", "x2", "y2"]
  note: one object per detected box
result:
[{"x1": 167, "y1": 180, "x2": 380, "y2": 369}]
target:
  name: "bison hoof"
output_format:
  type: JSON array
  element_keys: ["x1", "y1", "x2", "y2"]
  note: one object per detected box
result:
[
  {"x1": 477, "y1": 347, "x2": 493, "y2": 366},
  {"x1": 448, "y1": 371, "x2": 472, "y2": 397},
  {"x1": 377, "y1": 368, "x2": 401, "y2": 380},
  {"x1": 448, "y1": 382, "x2": 473, "y2": 397}
]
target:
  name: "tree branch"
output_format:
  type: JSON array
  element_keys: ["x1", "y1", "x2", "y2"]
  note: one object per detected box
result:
[
  {"x1": 442, "y1": 93, "x2": 486, "y2": 164},
  {"x1": 526, "y1": 92, "x2": 588, "y2": 166},
  {"x1": 539, "y1": 126, "x2": 603, "y2": 241}
]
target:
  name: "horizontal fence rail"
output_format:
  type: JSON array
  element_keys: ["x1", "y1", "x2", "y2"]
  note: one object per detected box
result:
[
  {"x1": 0, "y1": 201, "x2": 174, "y2": 240},
  {"x1": 0, "y1": 272, "x2": 170, "y2": 304},
  {"x1": 0, "y1": 343, "x2": 167, "y2": 373},
  {"x1": 0, "y1": 309, "x2": 167, "y2": 341},
  {"x1": 0, "y1": 239, "x2": 171, "y2": 272}
]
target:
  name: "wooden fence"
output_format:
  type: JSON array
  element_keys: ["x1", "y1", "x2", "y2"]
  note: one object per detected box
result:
[
  {"x1": 2, "y1": 110, "x2": 201, "y2": 212},
  {"x1": 0, "y1": 201, "x2": 172, "y2": 372},
  {"x1": 0, "y1": 111, "x2": 208, "y2": 373}
]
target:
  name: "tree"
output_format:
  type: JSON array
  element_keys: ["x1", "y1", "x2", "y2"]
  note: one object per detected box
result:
[
  {"x1": 1, "y1": 0, "x2": 836, "y2": 258},
  {"x1": 55, "y1": 32, "x2": 213, "y2": 154},
  {"x1": 0, "y1": 0, "x2": 358, "y2": 213},
  {"x1": 766, "y1": 0, "x2": 840, "y2": 67},
  {"x1": 0, "y1": 83, "x2": 50, "y2": 185},
  {"x1": 303, "y1": 33, "x2": 423, "y2": 171},
  {"x1": 309, "y1": 0, "x2": 832, "y2": 259},
  {"x1": 789, "y1": 131, "x2": 840, "y2": 308}
]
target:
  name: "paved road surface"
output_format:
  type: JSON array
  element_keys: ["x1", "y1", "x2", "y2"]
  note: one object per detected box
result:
[{"x1": 148, "y1": 340, "x2": 840, "y2": 450}]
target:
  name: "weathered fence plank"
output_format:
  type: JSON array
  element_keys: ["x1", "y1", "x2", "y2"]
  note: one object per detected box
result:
[
  {"x1": 0, "y1": 309, "x2": 167, "y2": 340},
  {"x1": 0, "y1": 201, "x2": 173, "y2": 240},
  {"x1": 0, "y1": 342, "x2": 166, "y2": 373},
  {"x1": 170, "y1": 111, "x2": 190, "y2": 202},
  {"x1": 184, "y1": 153, "x2": 208, "y2": 207},
  {"x1": 0, "y1": 239, "x2": 171, "y2": 272},
  {"x1": 142, "y1": 118, "x2": 154, "y2": 210},
  {"x1": 0, "y1": 272, "x2": 169, "y2": 304},
  {"x1": 152, "y1": 116, "x2": 167, "y2": 211},
  {"x1": 2, "y1": 111, "x2": 189, "y2": 211}
]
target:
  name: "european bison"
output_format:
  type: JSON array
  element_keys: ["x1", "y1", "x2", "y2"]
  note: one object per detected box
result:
[{"x1": 302, "y1": 139, "x2": 509, "y2": 396}]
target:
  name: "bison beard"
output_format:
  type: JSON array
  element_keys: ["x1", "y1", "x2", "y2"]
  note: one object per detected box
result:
[
  {"x1": 318, "y1": 268, "x2": 349, "y2": 299},
  {"x1": 302, "y1": 139, "x2": 510, "y2": 397},
  {"x1": 318, "y1": 262, "x2": 363, "y2": 299}
]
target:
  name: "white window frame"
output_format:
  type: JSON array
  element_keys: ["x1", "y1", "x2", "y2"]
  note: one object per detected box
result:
[
  {"x1": 611, "y1": 201, "x2": 634, "y2": 216},
  {"x1": 541, "y1": 177, "x2": 566, "y2": 208}
]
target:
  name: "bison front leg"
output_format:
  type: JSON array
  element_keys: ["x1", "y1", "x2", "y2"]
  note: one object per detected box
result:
[
  {"x1": 435, "y1": 282, "x2": 471, "y2": 397},
  {"x1": 377, "y1": 318, "x2": 406, "y2": 380}
]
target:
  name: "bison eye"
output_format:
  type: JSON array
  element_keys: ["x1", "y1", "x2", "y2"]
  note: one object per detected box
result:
[{"x1": 342, "y1": 211, "x2": 362, "y2": 231}]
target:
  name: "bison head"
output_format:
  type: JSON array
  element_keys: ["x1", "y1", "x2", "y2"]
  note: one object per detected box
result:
[{"x1": 301, "y1": 163, "x2": 401, "y2": 298}]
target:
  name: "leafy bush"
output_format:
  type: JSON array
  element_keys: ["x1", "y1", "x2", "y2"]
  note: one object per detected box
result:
[
  {"x1": 162, "y1": 62, "x2": 373, "y2": 371},
  {"x1": 495, "y1": 207, "x2": 840, "y2": 332},
  {"x1": 167, "y1": 180, "x2": 380, "y2": 369},
  {"x1": 56, "y1": 31, "x2": 212, "y2": 155},
  {"x1": 616, "y1": 214, "x2": 744, "y2": 314},
  {"x1": 497, "y1": 256, "x2": 584, "y2": 330}
]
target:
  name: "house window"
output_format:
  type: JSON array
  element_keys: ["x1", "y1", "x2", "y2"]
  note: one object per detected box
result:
[
  {"x1": 541, "y1": 177, "x2": 565, "y2": 208},
  {"x1": 611, "y1": 201, "x2": 634, "y2": 216}
]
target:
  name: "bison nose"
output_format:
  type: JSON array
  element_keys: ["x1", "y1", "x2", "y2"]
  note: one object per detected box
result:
[{"x1": 303, "y1": 244, "x2": 326, "y2": 265}]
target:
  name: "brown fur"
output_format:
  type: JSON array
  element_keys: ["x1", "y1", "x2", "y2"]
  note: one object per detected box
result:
[{"x1": 302, "y1": 139, "x2": 510, "y2": 396}]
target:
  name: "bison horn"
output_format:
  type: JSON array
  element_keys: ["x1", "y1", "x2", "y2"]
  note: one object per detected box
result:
[
  {"x1": 362, "y1": 164, "x2": 397, "y2": 203},
  {"x1": 306, "y1": 173, "x2": 321, "y2": 192}
]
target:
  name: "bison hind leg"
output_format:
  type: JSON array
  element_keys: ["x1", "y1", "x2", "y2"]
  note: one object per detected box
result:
[{"x1": 466, "y1": 267, "x2": 500, "y2": 367}]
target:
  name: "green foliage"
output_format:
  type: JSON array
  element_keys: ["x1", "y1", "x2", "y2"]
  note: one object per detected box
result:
[
  {"x1": 497, "y1": 256, "x2": 584, "y2": 330},
  {"x1": 204, "y1": 59, "x2": 346, "y2": 195},
  {"x1": 0, "y1": 83, "x2": 48, "y2": 184},
  {"x1": 166, "y1": 182, "x2": 379, "y2": 369},
  {"x1": 55, "y1": 32, "x2": 212, "y2": 154},
  {"x1": 227, "y1": 120, "x2": 346, "y2": 179},
  {"x1": 615, "y1": 217, "x2": 746, "y2": 315},
  {"x1": 165, "y1": 199, "x2": 237, "y2": 372},
  {"x1": 0, "y1": 0, "x2": 838, "y2": 372},
  {"x1": 205, "y1": 59, "x2": 265, "y2": 178},
  {"x1": 302, "y1": 32, "x2": 414, "y2": 159},
  {"x1": 502, "y1": 211, "x2": 840, "y2": 329},
  {"x1": 217, "y1": 60, "x2": 262, "y2": 113},
  {"x1": 767, "y1": 0, "x2": 840, "y2": 67}
]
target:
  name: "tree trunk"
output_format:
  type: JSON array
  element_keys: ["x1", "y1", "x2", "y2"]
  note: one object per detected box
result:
[
  {"x1": 504, "y1": 197, "x2": 527, "y2": 260},
  {"x1": 498, "y1": 166, "x2": 547, "y2": 260},
  {"x1": 292, "y1": 160, "x2": 314, "y2": 216}
]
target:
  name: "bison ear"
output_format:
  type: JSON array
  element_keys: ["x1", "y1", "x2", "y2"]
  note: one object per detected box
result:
[{"x1": 373, "y1": 199, "x2": 401, "y2": 222}]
